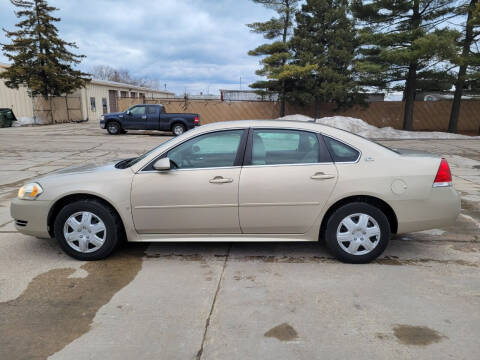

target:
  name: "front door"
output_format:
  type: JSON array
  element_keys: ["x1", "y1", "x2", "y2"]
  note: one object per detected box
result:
[
  {"x1": 131, "y1": 129, "x2": 247, "y2": 233},
  {"x1": 124, "y1": 105, "x2": 147, "y2": 129},
  {"x1": 239, "y1": 129, "x2": 337, "y2": 234}
]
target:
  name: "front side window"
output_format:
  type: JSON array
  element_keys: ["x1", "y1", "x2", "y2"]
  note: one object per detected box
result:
[
  {"x1": 130, "y1": 106, "x2": 146, "y2": 116},
  {"x1": 251, "y1": 129, "x2": 320, "y2": 165},
  {"x1": 167, "y1": 130, "x2": 244, "y2": 169},
  {"x1": 324, "y1": 136, "x2": 360, "y2": 162}
]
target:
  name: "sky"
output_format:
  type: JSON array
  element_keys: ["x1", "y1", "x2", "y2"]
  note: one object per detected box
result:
[{"x1": 0, "y1": 0, "x2": 273, "y2": 95}]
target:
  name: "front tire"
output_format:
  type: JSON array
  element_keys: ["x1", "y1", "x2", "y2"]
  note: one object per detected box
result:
[
  {"x1": 324, "y1": 202, "x2": 390, "y2": 263},
  {"x1": 107, "y1": 121, "x2": 121, "y2": 135},
  {"x1": 54, "y1": 199, "x2": 121, "y2": 260}
]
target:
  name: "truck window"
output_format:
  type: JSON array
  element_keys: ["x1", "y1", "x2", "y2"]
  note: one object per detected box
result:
[
  {"x1": 147, "y1": 106, "x2": 157, "y2": 115},
  {"x1": 130, "y1": 106, "x2": 146, "y2": 116}
]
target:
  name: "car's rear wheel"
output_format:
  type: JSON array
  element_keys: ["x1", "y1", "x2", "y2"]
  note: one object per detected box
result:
[
  {"x1": 107, "y1": 121, "x2": 121, "y2": 135},
  {"x1": 172, "y1": 123, "x2": 186, "y2": 136},
  {"x1": 324, "y1": 202, "x2": 390, "y2": 263},
  {"x1": 54, "y1": 199, "x2": 121, "y2": 260}
]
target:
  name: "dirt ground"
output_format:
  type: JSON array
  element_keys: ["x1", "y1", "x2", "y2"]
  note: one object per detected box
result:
[{"x1": 0, "y1": 121, "x2": 479, "y2": 360}]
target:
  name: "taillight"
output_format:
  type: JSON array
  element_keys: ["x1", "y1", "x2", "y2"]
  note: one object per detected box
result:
[
  {"x1": 433, "y1": 158, "x2": 452, "y2": 187},
  {"x1": 194, "y1": 116, "x2": 199, "y2": 124}
]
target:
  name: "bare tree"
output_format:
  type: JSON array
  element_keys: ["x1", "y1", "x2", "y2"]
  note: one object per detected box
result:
[{"x1": 90, "y1": 65, "x2": 160, "y2": 89}]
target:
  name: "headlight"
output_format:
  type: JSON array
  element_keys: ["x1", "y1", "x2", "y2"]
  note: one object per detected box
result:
[
  {"x1": 18, "y1": 182, "x2": 43, "y2": 200},
  {"x1": 101, "y1": 115, "x2": 105, "y2": 121}
]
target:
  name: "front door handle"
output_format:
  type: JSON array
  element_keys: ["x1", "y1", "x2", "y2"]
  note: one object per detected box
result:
[
  {"x1": 142, "y1": 115, "x2": 147, "y2": 119},
  {"x1": 209, "y1": 176, "x2": 233, "y2": 184},
  {"x1": 311, "y1": 172, "x2": 335, "y2": 180}
]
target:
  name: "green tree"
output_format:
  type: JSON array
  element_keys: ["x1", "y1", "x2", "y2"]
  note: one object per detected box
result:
[
  {"x1": 352, "y1": 0, "x2": 458, "y2": 130},
  {"x1": 0, "y1": 0, "x2": 89, "y2": 99},
  {"x1": 448, "y1": 0, "x2": 480, "y2": 133},
  {"x1": 280, "y1": 0, "x2": 360, "y2": 116},
  {"x1": 247, "y1": 0, "x2": 300, "y2": 116}
]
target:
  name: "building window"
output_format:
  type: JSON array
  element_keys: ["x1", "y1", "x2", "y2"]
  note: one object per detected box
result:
[
  {"x1": 102, "y1": 98, "x2": 108, "y2": 114},
  {"x1": 120, "y1": 91, "x2": 128, "y2": 98},
  {"x1": 130, "y1": 92, "x2": 137, "y2": 98},
  {"x1": 139, "y1": 93, "x2": 145, "y2": 98},
  {"x1": 90, "y1": 97, "x2": 96, "y2": 112}
]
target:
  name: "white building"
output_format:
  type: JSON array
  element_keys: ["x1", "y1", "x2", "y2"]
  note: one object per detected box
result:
[{"x1": 0, "y1": 63, "x2": 174, "y2": 123}]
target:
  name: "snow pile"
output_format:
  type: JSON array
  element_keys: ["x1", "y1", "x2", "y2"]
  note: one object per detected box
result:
[
  {"x1": 277, "y1": 114, "x2": 478, "y2": 139},
  {"x1": 12, "y1": 117, "x2": 36, "y2": 127}
]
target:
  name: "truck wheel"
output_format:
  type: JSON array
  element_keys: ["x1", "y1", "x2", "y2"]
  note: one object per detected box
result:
[
  {"x1": 107, "y1": 121, "x2": 121, "y2": 135},
  {"x1": 172, "y1": 123, "x2": 186, "y2": 136}
]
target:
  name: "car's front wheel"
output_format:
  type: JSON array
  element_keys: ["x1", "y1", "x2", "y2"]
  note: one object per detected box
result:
[
  {"x1": 107, "y1": 121, "x2": 121, "y2": 135},
  {"x1": 54, "y1": 199, "x2": 121, "y2": 260},
  {"x1": 324, "y1": 202, "x2": 390, "y2": 263}
]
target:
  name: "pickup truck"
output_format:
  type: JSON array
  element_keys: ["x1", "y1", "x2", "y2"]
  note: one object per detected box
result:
[{"x1": 100, "y1": 104, "x2": 200, "y2": 136}]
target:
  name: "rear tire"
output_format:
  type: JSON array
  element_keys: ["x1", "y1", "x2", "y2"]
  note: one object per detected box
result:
[
  {"x1": 107, "y1": 121, "x2": 121, "y2": 135},
  {"x1": 172, "y1": 123, "x2": 186, "y2": 136},
  {"x1": 54, "y1": 199, "x2": 121, "y2": 260},
  {"x1": 324, "y1": 202, "x2": 390, "y2": 264}
]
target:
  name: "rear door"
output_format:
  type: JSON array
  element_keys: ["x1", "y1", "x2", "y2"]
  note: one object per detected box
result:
[
  {"x1": 145, "y1": 105, "x2": 159, "y2": 130},
  {"x1": 239, "y1": 128, "x2": 338, "y2": 234}
]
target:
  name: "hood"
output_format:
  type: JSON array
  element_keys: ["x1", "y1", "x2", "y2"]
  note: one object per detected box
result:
[
  {"x1": 104, "y1": 112, "x2": 124, "y2": 117},
  {"x1": 47, "y1": 161, "x2": 120, "y2": 177}
]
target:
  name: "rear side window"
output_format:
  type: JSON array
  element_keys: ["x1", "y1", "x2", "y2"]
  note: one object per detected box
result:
[
  {"x1": 324, "y1": 136, "x2": 360, "y2": 162},
  {"x1": 251, "y1": 129, "x2": 320, "y2": 165},
  {"x1": 147, "y1": 106, "x2": 157, "y2": 115}
]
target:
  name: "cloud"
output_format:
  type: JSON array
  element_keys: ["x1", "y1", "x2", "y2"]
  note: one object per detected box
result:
[{"x1": 0, "y1": 0, "x2": 274, "y2": 95}]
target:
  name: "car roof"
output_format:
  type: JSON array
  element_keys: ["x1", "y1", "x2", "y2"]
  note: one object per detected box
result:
[{"x1": 196, "y1": 119, "x2": 332, "y2": 132}]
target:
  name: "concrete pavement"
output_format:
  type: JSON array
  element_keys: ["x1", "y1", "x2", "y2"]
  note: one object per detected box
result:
[{"x1": 0, "y1": 121, "x2": 479, "y2": 360}]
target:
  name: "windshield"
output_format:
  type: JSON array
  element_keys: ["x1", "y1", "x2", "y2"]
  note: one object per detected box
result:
[{"x1": 116, "y1": 137, "x2": 177, "y2": 169}]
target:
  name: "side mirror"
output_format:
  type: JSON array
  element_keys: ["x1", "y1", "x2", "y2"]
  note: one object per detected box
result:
[
  {"x1": 126, "y1": 110, "x2": 131, "y2": 115},
  {"x1": 153, "y1": 157, "x2": 172, "y2": 171}
]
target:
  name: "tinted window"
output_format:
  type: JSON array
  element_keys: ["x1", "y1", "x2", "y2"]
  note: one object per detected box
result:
[
  {"x1": 130, "y1": 106, "x2": 145, "y2": 116},
  {"x1": 147, "y1": 106, "x2": 157, "y2": 115},
  {"x1": 168, "y1": 130, "x2": 244, "y2": 169},
  {"x1": 324, "y1": 137, "x2": 360, "y2": 162},
  {"x1": 251, "y1": 129, "x2": 320, "y2": 165}
]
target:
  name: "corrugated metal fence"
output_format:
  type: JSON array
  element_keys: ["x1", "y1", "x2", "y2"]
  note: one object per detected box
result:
[{"x1": 117, "y1": 98, "x2": 480, "y2": 133}]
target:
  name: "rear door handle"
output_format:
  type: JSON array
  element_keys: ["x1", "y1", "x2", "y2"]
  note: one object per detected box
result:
[
  {"x1": 142, "y1": 115, "x2": 147, "y2": 119},
  {"x1": 311, "y1": 172, "x2": 335, "y2": 180},
  {"x1": 209, "y1": 176, "x2": 233, "y2": 184}
]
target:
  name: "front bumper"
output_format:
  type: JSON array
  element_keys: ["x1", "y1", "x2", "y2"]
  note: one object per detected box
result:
[
  {"x1": 100, "y1": 119, "x2": 106, "y2": 129},
  {"x1": 10, "y1": 198, "x2": 52, "y2": 238}
]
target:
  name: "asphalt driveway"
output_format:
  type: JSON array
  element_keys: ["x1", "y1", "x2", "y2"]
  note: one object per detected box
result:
[{"x1": 0, "y1": 121, "x2": 479, "y2": 360}]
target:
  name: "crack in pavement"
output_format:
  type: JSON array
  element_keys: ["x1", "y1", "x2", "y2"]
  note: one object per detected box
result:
[{"x1": 196, "y1": 244, "x2": 231, "y2": 360}]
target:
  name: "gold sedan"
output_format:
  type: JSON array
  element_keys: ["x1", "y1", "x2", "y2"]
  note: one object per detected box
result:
[{"x1": 10, "y1": 120, "x2": 460, "y2": 263}]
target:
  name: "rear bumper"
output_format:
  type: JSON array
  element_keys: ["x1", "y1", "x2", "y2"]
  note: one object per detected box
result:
[
  {"x1": 394, "y1": 187, "x2": 461, "y2": 234},
  {"x1": 10, "y1": 198, "x2": 52, "y2": 238}
]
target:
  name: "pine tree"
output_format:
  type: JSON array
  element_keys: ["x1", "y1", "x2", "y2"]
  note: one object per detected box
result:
[
  {"x1": 352, "y1": 0, "x2": 458, "y2": 130},
  {"x1": 448, "y1": 0, "x2": 480, "y2": 133},
  {"x1": 280, "y1": 0, "x2": 360, "y2": 115},
  {"x1": 247, "y1": 0, "x2": 300, "y2": 116},
  {"x1": 0, "y1": 0, "x2": 89, "y2": 99}
]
